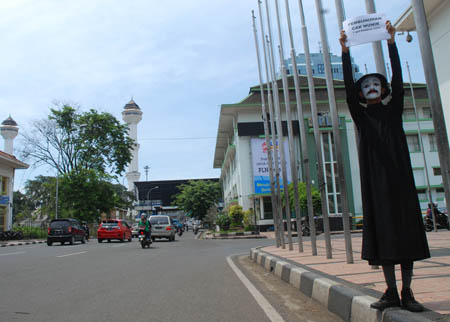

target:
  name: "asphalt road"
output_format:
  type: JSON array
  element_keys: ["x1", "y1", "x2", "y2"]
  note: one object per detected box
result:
[{"x1": 0, "y1": 232, "x2": 342, "y2": 322}]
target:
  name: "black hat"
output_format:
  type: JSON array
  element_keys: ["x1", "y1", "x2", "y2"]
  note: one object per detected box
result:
[{"x1": 355, "y1": 73, "x2": 391, "y2": 103}]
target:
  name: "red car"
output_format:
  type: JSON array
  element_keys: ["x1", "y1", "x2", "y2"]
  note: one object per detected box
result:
[{"x1": 97, "y1": 220, "x2": 132, "y2": 243}]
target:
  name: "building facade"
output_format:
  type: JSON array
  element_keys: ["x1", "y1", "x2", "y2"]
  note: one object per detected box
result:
[
  {"x1": 213, "y1": 74, "x2": 442, "y2": 230},
  {"x1": 394, "y1": 0, "x2": 450, "y2": 140},
  {"x1": 283, "y1": 52, "x2": 363, "y2": 81},
  {"x1": 133, "y1": 179, "x2": 220, "y2": 221},
  {"x1": 0, "y1": 116, "x2": 29, "y2": 231}
]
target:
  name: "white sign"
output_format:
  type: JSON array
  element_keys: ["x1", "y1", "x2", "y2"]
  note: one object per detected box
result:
[
  {"x1": 343, "y1": 13, "x2": 391, "y2": 47},
  {"x1": 251, "y1": 138, "x2": 291, "y2": 194}
]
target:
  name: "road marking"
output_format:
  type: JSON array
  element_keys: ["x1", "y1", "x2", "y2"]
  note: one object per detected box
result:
[
  {"x1": 56, "y1": 251, "x2": 86, "y2": 258},
  {"x1": 112, "y1": 244, "x2": 127, "y2": 248},
  {"x1": 226, "y1": 255, "x2": 285, "y2": 322},
  {"x1": 0, "y1": 251, "x2": 26, "y2": 256}
]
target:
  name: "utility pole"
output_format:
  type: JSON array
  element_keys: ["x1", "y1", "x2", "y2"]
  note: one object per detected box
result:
[
  {"x1": 314, "y1": 0, "x2": 354, "y2": 263},
  {"x1": 411, "y1": 0, "x2": 450, "y2": 215}
]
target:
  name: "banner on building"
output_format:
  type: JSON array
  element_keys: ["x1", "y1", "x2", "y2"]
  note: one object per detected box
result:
[
  {"x1": 343, "y1": 13, "x2": 391, "y2": 47},
  {"x1": 251, "y1": 138, "x2": 292, "y2": 194}
]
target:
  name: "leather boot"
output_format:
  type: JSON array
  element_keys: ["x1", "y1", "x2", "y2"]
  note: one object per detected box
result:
[
  {"x1": 370, "y1": 288, "x2": 401, "y2": 311},
  {"x1": 401, "y1": 288, "x2": 424, "y2": 312}
]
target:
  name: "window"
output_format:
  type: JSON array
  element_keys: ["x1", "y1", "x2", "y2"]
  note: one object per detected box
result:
[
  {"x1": 413, "y1": 168, "x2": 425, "y2": 186},
  {"x1": 317, "y1": 64, "x2": 325, "y2": 74},
  {"x1": 429, "y1": 134, "x2": 437, "y2": 152},
  {"x1": 422, "y1": 107, "x2": 432, "y2": 119},
  {"x1": 416, "y1": 189, "x2": 427, "y2": 201},
  {"x1": 1, "y1": 177, "x2": 8, "y2": 195},
  {"x1": 402, "y1": 108, "x2": 416, "y2": 121},
  {"x1": 433, "y1": 167, "x2": 441, "y2": 176},
  {"x1": 263, "y1": 197, "x2": 273, "y2": 219},
  {"x1": 436, "y1": 188, "x2": 445, "y2": 201},
  {"x1": 321, "y1": 132, "x2": 342, "y2": 215},
  {"x1": 406, "y1": 134, "x2": 421, "y2": 152}
]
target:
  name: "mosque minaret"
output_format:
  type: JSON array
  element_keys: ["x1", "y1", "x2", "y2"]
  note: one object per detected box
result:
[
  {"x1": 0, "y1": 116, "x2": 19, "y2": 155},
  {"x1": 122, "y1": 99, "x2": 143, "y2": 191}
]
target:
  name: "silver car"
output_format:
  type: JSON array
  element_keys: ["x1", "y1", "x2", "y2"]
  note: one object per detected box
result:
[{"x1": 149, "y1": 215, "x2": 176, "y2": 241}]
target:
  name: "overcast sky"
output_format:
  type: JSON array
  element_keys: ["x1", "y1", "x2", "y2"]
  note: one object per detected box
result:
[{"x1": 0, "y1": 0, "x2": 423, "y2": 190}]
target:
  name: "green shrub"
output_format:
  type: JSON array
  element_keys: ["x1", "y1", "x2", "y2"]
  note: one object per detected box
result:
[
  {"x1": 216, "y1": 212, "x2": 230, "y2": 230},
  {"x1": 228, "y1": 204, "x2": 244, "y2": 227},
  {"x1": 13, "y1": 226, "x2": 47, "y2": 239}
]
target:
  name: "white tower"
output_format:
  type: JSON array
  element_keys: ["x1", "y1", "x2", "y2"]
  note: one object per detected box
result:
[
  {"x1": 122, "y1": 100, "x2": 143, "y2": 191},
  {"x1": 0, "y1": 116, "x2": 19, "y2": 155}
]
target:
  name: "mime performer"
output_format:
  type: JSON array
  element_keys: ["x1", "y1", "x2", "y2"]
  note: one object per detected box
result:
[{"x1": 339, "y1": 21, "x2": 430, "y2": 312}]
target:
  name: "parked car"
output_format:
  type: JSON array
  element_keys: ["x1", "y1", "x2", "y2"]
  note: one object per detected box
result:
[
  {"x1": 149, "y1": 215, "x2": 176, "y2": 241},
  {"x1": 131, "y1": 223, "x2": 139, "y2": 238},
  {"x1": 47, "y1": 218, "x2": 86, "y2": 246},
  {"x1": 97, "y1": 220, "x2": 132, "y2": 243}
]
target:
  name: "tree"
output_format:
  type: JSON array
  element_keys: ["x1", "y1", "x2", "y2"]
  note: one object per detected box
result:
[
  {"x1": 283, "y1": 181, "x2": 322, "y2": 216},
  {"x1": 172, "y1": 180, "x2": 221, "y2": 221},
  {"x1": 12, "y1": 191, "x2": 33, "y2": 223},
  {"x1": 58, "y1": 169, "x2": 134, "y2": 222},
  {"x1": 23, "y1": 175, "x2": 58, "y2": 219},
  {"x1": 21, "y1": 104, "x2": 134, "y2": 177}
]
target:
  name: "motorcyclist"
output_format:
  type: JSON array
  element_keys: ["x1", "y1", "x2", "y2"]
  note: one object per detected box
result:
[{"x1": 138, "y1": 214, "x2": 151, "y2": 242}]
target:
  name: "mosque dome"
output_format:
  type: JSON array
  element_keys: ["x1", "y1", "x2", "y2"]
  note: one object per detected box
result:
[
  {"x1": 1, "y1": 116, "x2": 18, "y2": 126},
  {"x1": 124, "y1": 99, "x2": 140, "y2": 110}
]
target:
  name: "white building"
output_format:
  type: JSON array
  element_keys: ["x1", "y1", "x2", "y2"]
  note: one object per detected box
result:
[
  {"x1": 214, "y1": 74, "x2": 442, "y2": 230},
  {"x1": 0, "y1": 116, "x2": 29, "y2": 231},
  {"x1": 394, "y1": 0, "x2": 450, "y2": 139}
]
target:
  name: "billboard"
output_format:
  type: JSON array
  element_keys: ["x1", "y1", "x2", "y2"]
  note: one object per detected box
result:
[{"x1": 251, "y1": 138, "x2": 292, "y2": 194}]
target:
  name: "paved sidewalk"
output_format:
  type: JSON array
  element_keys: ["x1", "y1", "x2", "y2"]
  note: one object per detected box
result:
[{"x1": 258, "y1": 230, "x2": 450, "y2": 320}]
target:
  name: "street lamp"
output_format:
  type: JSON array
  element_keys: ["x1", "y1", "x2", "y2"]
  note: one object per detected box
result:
[{"x1": 146, "y1": 186, "x2": 159, "y2": 215}]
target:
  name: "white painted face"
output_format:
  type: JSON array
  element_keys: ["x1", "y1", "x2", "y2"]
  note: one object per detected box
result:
[{"x1": 361, "y1": 76, "x2": 382, "y2": 100}]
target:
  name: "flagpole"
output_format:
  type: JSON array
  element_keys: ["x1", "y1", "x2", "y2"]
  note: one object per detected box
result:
[
  {"x1": 266, "y1": 36, "x2": 288, "y2": 248},
  {"x1": 273, "y1": 0, "x2": 302, "y2": 251},
  {"x1": 297, "y1": 0, "x2": 331, "y2": 258},
  {"x1": 314, "y1": 0, "x2": 354, "y2": 263},
  {"x1": 264, "y1": 0, "x2": 291, "y2": 249},
  {"x1": 251, "y1": 10, "x2": 282, "y2": 247},
  {"x1": 365, "y1": 0, "x2": 387, "y2": 77},
  {"x1": 406, "y1": 61, "x2": 437, "y2": 232},
  {"x1": 283, "y1": 0, "x2": 324, "y2": 255},
  {"x1": 257, "y1": 0, "x2": 283, "y2": 248}
]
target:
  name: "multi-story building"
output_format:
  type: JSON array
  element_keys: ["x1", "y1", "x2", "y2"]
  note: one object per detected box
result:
[
  {"x1": 283, "y1": 52, "x2": 363, "y2": 81},
  {"x1": 213, "y1": 74, "x2": 442, "y2": 230}
]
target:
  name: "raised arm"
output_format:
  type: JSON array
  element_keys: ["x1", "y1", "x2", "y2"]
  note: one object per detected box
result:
[
  {"x1": 386, "y1": 21, "x2": 404, "y2": 110},
  {"x1": 340, "y1": 30, "x2": 362, "y2": 121}
]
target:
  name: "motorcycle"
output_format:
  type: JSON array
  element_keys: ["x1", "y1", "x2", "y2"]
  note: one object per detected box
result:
[
  {"x1": 424, "y1": 211, "x2": 450, "y2": 231},
  {"x1": 177, "y1": 226, "x2": 183, "y2": 236},
  {"x1": 138, "y1": 229, "x2": 152, "y2": 249}
]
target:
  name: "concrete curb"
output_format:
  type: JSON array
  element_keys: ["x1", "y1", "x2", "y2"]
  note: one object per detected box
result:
[
  {"x1": 249, "y1": 248, "x2": 435, "y2": 322},
  {"x1": 213, "y1": 231, "x2": 260, "y2": 237},
  {"x1": 1, "y1": 240, "x2": 45, "y2": 247}
]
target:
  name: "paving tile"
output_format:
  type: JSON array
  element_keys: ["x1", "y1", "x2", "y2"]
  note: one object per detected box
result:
[{"x1": 261, "y1": 230, "x2": 450, "y2": 315}]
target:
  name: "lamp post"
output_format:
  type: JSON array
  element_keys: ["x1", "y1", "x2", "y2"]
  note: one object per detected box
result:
[{"x1": 146, "y1": 186, "x2": 159, "y2": 216}]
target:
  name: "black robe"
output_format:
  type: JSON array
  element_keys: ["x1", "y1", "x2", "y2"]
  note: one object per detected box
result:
[{"x1": 342, "y1": 43, "x2": 430, "y2": 265}]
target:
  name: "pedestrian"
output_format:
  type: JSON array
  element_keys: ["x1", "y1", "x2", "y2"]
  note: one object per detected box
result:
[{"x1": 339, "y1": 21, "x2": 430, "y2": 312}]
